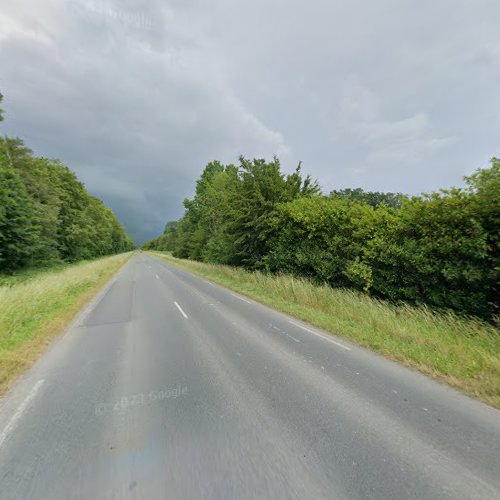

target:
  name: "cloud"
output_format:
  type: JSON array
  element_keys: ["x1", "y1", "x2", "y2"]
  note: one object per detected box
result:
[
  {"x1": 332, "y1": 79, "x2": 457, "y2": 184},
  {"x1": 1, "y1": 0, "x2": 499, "y2": 241},
  {"x1": 0, "y1": 0, "x2": 291, "y2": 242},
  {"x1": 356, "y1": 110, "x2": 457, "y2": 165}
]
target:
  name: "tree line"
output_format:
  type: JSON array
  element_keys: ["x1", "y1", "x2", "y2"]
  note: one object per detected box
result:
[
  {"x1": 0, "y1": 93, "x2": 134, "y2": 273},
  {"x1": 144, "y1": 156, "x2": 499, "y2": 321}
]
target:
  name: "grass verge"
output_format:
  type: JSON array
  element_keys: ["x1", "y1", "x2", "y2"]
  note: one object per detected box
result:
[
  {"x1": 149, "y1": 251, "x2": 500, "y2": 408},
  {"x1": 0, "y1": 262, "x2": 71, "y2": 287},
  {"x1": 0, "y1": 252, "x2": 133, "y2": 395}
]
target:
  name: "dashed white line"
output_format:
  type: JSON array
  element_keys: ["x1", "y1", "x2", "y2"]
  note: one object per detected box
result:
[
  {"x1": 174, "y1": 301, "x2": 188, "y2": 319},
  {"x1": 191, "y1": 289, "x2": 206, "y2": 300},
  {"x1": 0, "y1": 379, "x2": 45, "y2": 448},
  {"x1": 270, "y1": 324, "x2": 301, "y2": 343},
  {"x1": 155, "y1": 274, "x2": 160, "y2": 280},
  {"x1": 288, "y1": 320, "x2": 351, "y2": 351},
  {"x1": 230, "y1": 292, "x2": 251, "y2": 304}
]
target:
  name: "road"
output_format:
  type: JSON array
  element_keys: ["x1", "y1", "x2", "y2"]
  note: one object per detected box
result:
[{"x1": 0, "y1": 253, "x2": 499, "y2": 499}]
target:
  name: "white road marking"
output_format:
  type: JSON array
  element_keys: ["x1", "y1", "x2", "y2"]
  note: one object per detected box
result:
[
  {"x1": 230, "y1": 292, "x2": 251, "y2": 304},
  {"x1": 155, "y1": 274, "x2": 160, "y2": 280},
  {"x1": 208, "y1": 282, "x2": 216, "y2": 288},
  {"x1": 270, "y1": 323, "x2": 301, "y2": 343},
  {"x1": 288, "y1": 320, "x2": 351, "y2": 351},
  {"x1": 174, "y1": 301, "x2": 188, "y2": 319},
  {"x1": 0, "y1": 379, "x2": 45, "y2": 448},
  {"x1": 191, "y1": 289, "x2": 206, "y2": 300}
]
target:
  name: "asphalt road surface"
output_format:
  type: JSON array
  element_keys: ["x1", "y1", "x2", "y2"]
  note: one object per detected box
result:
[{"x1": 0, "y1": 253, "x2": 499, "y2": 499}]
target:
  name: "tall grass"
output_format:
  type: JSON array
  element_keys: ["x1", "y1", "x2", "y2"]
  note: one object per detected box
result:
[
  {"x1": 0, "y1": 261, "x2": 70, "y2": 287},
  {"x1": 150, "y1": 251, "x2": 500, "y2": 408},
  {"x1": 0, "y1": 253, "x2": 132, "y2": 394}
]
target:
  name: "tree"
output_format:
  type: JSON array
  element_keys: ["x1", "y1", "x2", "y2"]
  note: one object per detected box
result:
[
  {"x1": 229, "y1": 157, "x2": 319, "y2": 268},
  {"x1": 267, "y1": 195, "x2": 380, "y2": 287},
  {"x1": 3, "y1": 140, "x2": 61, "y2": 262},
  {"x1": 363, "y1": 191, "x2": 490, "y2": 316},
  {"x1": 330, "y1": 187, "x2": 406, "y2": 209},
  {"x1": 465, "y1": 159, "x2": 500, "y2": 317},
  {"x1": 0, "y1": 147, "x2": 38, "y2": 271}
]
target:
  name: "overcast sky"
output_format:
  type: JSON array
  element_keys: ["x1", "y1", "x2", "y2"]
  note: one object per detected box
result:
[{"x1": 1, "y1": 0, "x2": 499, "y2": 243}]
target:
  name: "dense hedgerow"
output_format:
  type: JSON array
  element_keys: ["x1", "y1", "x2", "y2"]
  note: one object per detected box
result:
[{"x1": 144, "y1": 157, "x2": 498, "y2": 320}]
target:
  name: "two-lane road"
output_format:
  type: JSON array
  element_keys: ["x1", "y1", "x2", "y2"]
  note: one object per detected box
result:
[{"x1": 0, "y1": 253, "x2": 499, "y2": 499}]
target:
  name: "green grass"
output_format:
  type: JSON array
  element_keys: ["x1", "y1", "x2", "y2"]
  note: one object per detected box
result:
[
  {"x1": 0, "y1": 252, "x2": 133, "y2": 394},
  {"x1": 149, "y1": 251, "x2": 500, "y2": 408},
  {"x1": 0, "y1": 261, "x2": 71, "y2": 287}
]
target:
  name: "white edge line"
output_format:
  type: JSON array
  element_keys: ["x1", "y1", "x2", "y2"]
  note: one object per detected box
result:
[
  {"x1": 174, "y1": 301, "x2": 188, "y2": 319},
  {"x1": 0, "y1": 379, "x2": 45, "y2": 448},
  {"x1": 230, "y1": 292, "x2": 251, "y2": 304},
  {"x1": 288, "y1": 320, "x2": 351, "y2": 351}
]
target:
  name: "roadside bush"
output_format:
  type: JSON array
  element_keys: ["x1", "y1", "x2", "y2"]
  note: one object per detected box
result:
[{"x1": 146, "y1": 157, "x2": 499, "y2": 320}]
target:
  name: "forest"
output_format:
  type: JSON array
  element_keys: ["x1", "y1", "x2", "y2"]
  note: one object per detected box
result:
[
  {"x1": 144, "y1": 156, "x2": 499, "y2": 321},
  {"x1": 0, "y1": 93, "x2": 134, "y2": 273}
]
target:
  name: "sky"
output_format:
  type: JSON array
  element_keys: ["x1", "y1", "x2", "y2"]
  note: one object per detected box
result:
[{"x1": 1, "y1": 0, "x2": 499, "y2": 243}]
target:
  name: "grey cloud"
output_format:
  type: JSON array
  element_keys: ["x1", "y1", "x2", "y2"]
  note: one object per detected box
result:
[{"x1": 1, "y1": 0, "x2": 499, "y2": 242}]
